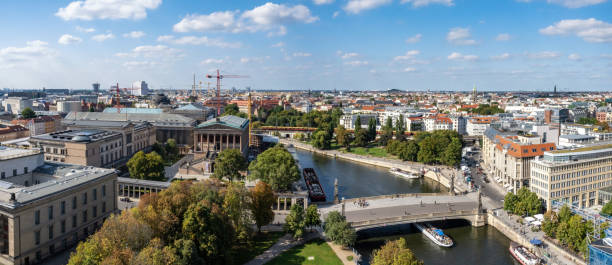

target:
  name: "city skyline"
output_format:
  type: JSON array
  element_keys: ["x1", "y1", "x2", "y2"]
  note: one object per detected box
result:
[{"x1": 0, "y1": 0, "x2": 611, "y2": 90}]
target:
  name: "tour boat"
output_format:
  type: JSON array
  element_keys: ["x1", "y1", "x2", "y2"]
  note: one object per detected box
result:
[
  {"x1": 509, "y1": 242, "x2": 541, "y2": 265},
  {"x1": 389, "y1": 168, "x2": 420, "y2": 179},
  {"x1": 414, "y1": 223, "x2": 453, "y2": 247},
  {"x1": 302, "y1": 168, "x2": 326, "y2": 202}
]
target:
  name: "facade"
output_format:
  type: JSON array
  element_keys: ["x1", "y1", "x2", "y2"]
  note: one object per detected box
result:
[
  {"x1": 55, "y1": 101, "x2": 81, "y2": 113},
  {"x1": 29, "y1": 130, "x2": 126, "y2": 168},
  {"x1": 130, "y1": 81, "x2": 149, "y2": 96},
  {"x1": 467, "y1": 116, "x2": 498, "y2": 136},
  {"x1": 0, "y1": 147, "x2": 117, "y2": 265},
  {"x1": 339, "y1": 114, "x2": 377, "y2": 130},
  {"x1": 483, "y1": 127, "x2": 556, "y2": 193},
  {"x1": 11, "y1": 116, "x2": 62, "y2": 137},
  {"x1": 0, "y1": 125, "x2": 29, "y2": 142},
  {"x1": 193, "y1": 115, "x2": 249, "y2": 157},
  {"x1": 406, "y1": 117, "x2": 423, "y2": 132},
  {"x1": 423, "y1": 116, "x2": 452, "y2": 132},
  {"x1": 530, "y1": 143, "x2": 612, "y2": 209},
  {"x1": 450, "y1": 115, "x2": 467, "y2": 135},
  {"x1": 2, "y1": 98, "x2": 33, "y2": 115}
]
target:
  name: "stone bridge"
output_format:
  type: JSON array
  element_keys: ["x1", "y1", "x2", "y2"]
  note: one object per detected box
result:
[{"x1": 319, "y1": 192, "x2": 485, "y2": 231}]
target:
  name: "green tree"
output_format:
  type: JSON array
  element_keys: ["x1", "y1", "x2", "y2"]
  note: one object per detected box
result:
[
  {"x1": 335, "y1": 126, "x2": 352, "y2": 150},
  {"x1": 380, "y1": 117, "x2": 394, "y2": 145},
  {"x1": 284, "y1": 204, "x2": 306, "y2": 239},
  {"x1": 248, "y1": 146, "x2": 300, "y2": 191},
  {"x1": 127, "y1": 151, "x2": 166, "y2": 181},
  {"x1": 305, "y1": 205, "x2": 321, "y2": 231},
  {"x1": 355, "y1": 115, "x2": 362, "y2": 130},
  {"x1": 173, "y1": 239, "x2": 203, "y2": 265},
  {"x1": 602, "y1": 200, "x2": 612, "y2": 216},
  {"x1": 440, "y1": 137, "x2": 462, "y2": 167},
  {"x1": 213, "y1": 149, "x2": 247, "y2": 181},
  {"x1": 353, "y1": 128, "x2": 369, "y2": 147},
  {"x1": 21, "y1": 107, "x2": 36, "y2": 119},
  {"x1": 131, "y1": 238, "x2": 178, "y2": 265},
  {"x1": 417, "y1": 137, "x2": 436, "y2": 164},
  {"x1": 223, "y1": 183, "x2": 251, "y2": 243},
  {"x1": 312, "y1": 130, "x2": 331, "y2": 150},
  {"x1": 368, "y1": 117, "x2": 377, "y2": 142},
  {"x1": 503, "y1": 192, "x2": 519, "y2": 213},
  {"x1": 577, "y1": 117, "x2": 599, "y2": 125},
  {"x1": 249, "y1": 182, "x2": 276, "y2": 233},
  {"x1": 371, "y1": 237, "x2": 424, "y2": 265},
  {"x1": 558, "y1": 205, "x2": 572, "y2": 223},
  {"x1": 405, "y1": 141, "x2": 419, "y2": 161},
  {"x1": 396, "y1": 114, "x2": 405, "y2": 141},
  {"x1": 542, "y1": 211, "x2": 559, "y2": 238},
  {"x1": 182, "y1": 200, "x2": 235, "y2": 265},
  {"x1": 324, "y1": 211, "x2": 356, "y2": 247}
]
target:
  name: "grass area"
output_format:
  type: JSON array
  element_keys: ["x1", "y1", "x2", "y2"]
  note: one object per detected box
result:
[
  {"x1": 345, "y1": 146, "x2": 389, "y2": 158},
  {"x1": 265, "y1": 238, "x2": 343, "y2": 265},
  {"x1": 230, "y1": 231, "x2": 285, "y2": 265}
]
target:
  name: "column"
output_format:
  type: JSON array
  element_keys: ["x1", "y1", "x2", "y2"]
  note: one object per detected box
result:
[
  {"x1": 8, "y1": 216, "x2": 19, "y2": 258},
  {"x1": 277, "y1": 198, "x2": 280, "y2": 211},
  {"x1": 193, "y1": 133, "x2": 197, "y2": 152},
  {"x1": 213, "y1": 134, "x2": 217, "y2": 152}
]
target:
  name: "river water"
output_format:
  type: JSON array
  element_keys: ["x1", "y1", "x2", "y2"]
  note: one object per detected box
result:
[{"x1": 294, "y1": 148, "x2": 519, "y2": 265}]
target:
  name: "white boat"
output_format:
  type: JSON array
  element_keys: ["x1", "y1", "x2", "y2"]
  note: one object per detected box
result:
[
  {"x1": 414, "y1": 223, "x2": 453, "y2": 247},
  {"x1": 389, "y1": 168, "x2": 420, "y2": 179},
  {"x1": 509, "y1": 242, "x2": 540, "y2": 265}
]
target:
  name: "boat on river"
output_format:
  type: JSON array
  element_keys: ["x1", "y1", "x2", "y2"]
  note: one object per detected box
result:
[
  {"x1": 414, "y1": 223, "x2": 453, "y2": 247},
  {"x1": 302, "y1": 168, "x2": 326, "y2": 202},
  {"x1": 509, "y1": 242, "x2": 540, "y2": 265},
  {"x1": 389, "y1": 168, "x2": 420, "y2": 179}
]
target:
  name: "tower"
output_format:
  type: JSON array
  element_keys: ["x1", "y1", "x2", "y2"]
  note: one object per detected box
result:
[
  {"x1": 554, "y1": 85, "x2": 557, "y2": 94},
  {"x1": 92, "y1": 83, "x2": 100, "y2": 92},
  {"x1": 472, "y1": 84, "x2": 477, "y2": 102}
]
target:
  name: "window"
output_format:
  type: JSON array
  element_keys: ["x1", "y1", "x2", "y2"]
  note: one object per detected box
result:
[
  {"x1": 93, "y1": 189, "x2": 97, "y2": 201},
  {"x1": 72, "y1": 215, "x2": 77, "y2": 228},
  {"x1": 48, "y1": 206, "x2": 53, "y2": 220},
  {"x1": 82, "y1": 192, "x2": 87, "y2": 205},
  {"x1": 93, "y1": 206, "x2": 97, "y2": 218},
  {"x1": 72, "y1": 196, "x2": 77, "y2": 209},
  {"x1": 12, "y1": 169, "x2": 17, "y2": 176},
  {"x1": 61, "y1": 201, "x2": 65, "y2": 215},
  {"x1": 82, "y1": 210, "x2": 87, "y2": 223},
  {"x1": 24, "y1": 167, "x2": 28, "y2": 174},
  {"x1": 102, "y1": 202, "x2": 106, "y2": 213},
  {"x1": 34, "y1": 210, "x2": 40, "y2": 225},
  {"x1": 61, "y1": 220, "x2": 66, "y2": 234},
  {"x1": 0, "y1": 172, "x2": 3, "y2": 179},
  {"x1": 102, "y1": 185, "x2": 106, "y2": 197},
  {"x1": 34, "y1": 231, "x2": 40, "y2": 245},
  {"x1": 48, "y1": 225, "x2": 53, "y2": 239}
]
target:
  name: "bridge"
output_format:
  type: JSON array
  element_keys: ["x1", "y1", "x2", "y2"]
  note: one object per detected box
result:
[{"x1": 319, "y1": 192, "x2": 485, "y2": 231}]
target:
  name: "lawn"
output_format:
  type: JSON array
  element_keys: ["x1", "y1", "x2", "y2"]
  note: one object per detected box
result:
[
  {"x1": 345, "y1": 146, "x2": 389, "y2": 158},
  {"x1": 265, "y1": 238, "x2": 343, "y2": 265},
  {"x1": 230, "y1": 231, "x2": 285, "y2": 265}
]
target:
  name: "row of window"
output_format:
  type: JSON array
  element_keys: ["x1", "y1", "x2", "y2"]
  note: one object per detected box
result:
[
  {"x1": 44, "y1": 147, "x2": 66, "y2": 155},
  {"x1": 0, "y1": 167, "x2": 27, "y2": 179},
  {"x1": 34, "y1": 185, "x2": 106, "y2": 225},
  {"x1": 34, "y1": 203, "x2": 106, "y2": 245},
  {"x1": 549, "y1": 181, "x2": 611, "y2": 198}
]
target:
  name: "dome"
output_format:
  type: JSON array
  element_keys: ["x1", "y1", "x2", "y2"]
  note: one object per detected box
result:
[{"x1": 71, "y1": 135, "x2": 91, "y2": 142}]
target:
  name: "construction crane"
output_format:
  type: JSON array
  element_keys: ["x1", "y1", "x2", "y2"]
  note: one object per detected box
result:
[
  {"x1": 112, "y1": 83, "x2": 122, "y2": 113},
  {"x1": 206, "y1": 69, "x2": 248, "y2": 116}
]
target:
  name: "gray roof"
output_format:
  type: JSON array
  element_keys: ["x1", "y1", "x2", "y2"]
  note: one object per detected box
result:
[
  {"x1": 64, "y1": 111, "x2": 195, "y2": 127},
  {"x1": 103, "y1": 108, "x2": 163, "y2": 114},
  {"x1": 31, "y1": 129, "x2": 121, "y2": 143},
  {"x1": 196, "y1": 115, "x2": 248, "y2": 130},
  {"x1": 560, "y1": 134, "x2": 596, "y2": 140}
]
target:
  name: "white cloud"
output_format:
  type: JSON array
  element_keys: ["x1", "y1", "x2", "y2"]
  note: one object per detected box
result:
[
  {"x1": 568, "y1": 53, "x2": 582, "y2": 60},
  {"x1": 547, "y1": 0, "x2": 607, "y2": 8},
  {"x1": 496, "y1": 33, "x2": 511, "y2": 41},
  {"x1": 344, "y1": 0, "x2": 392, "y2": 14},
  {"x1": 447, "y1": 52, "x2": 478, "y2": 61},
  {"x1": 314, "y1": 0, "x2": 334, "y2": 4},
  {"x1": 116, "y1": 45, "x2": 182, "y2": 60},
  {"x1": 405, "y1": 34, "x2": 422, "y2": 43},
  {"x1": 271, "y1": 42, "x2": 285, "y2": 48},
  {"x1": 333, "y1": 11, "x2": 340, "y2": 18},
  {"x1": 75, "y1": 26, "x2": 95, "y2": 33},
  {"x1": 240, "y1": 57, "x2": 269, "y2": 63},
  {"x1": 491, "y1": 53, "x2": 511, "y2": 60},
  {"x1": 340, "y1": 52, "x2": 359, "y2": 59},
  {"x1": 0, "y1": 41, "x2": 56, "y2": 67},
  {"x1": 56, "y1": 0, "x2": 161, "y2": 20},
  {"x1": 403, "y1": 67, "x2": 417, "y2": 72},
  {"x1": 157, "y1": 35, "x2": 241, "y2": 48},
  {"x1": 201, "y1": 58, "x2": 224, "y2": 64},
  {"x1": 58, "y1": 34, "x2": 82, "y2": 45},
  {"x1": 400, "y1": 0, "x2": 454, "y2": 7},
  {"x1": 344, "y1": 60, "x2": 369, "y2": 66},
  {"x1": 394, "y1": 50, "x2": 420, "y2": 61},
  {"x1": 540, "y1": 18, "x2": 612, "y2": 43},
  {"x1": 122, "y1": 60, "x2": 160, "y2": 69},
  {"x1": 446, "y1": 27, "x2": 477, "y2": 45},
  {"x1": 92, "y1": 33, "x2": 114, "y2": 42},
  {"x1": 173, "y1": 3, "x2": 317, "y2": 36},
  {"x1": 123, "y1": 31, "x2": 145, "y2": 38},
  {"x1": 293, "y1": 52, "x2": 312, "y2": 57},
  {"x1": 527, "y1": 51, "x2": 561, "y2": 59}
]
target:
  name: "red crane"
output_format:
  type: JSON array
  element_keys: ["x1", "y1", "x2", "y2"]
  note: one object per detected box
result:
[{"x1": 206, "y1": 69, "x2": 248, "y2": 116}]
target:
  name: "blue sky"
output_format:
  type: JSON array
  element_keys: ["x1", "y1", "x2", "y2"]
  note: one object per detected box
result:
[{"x1": 0, "y1": 0, "x2": 610, "y2": 91}]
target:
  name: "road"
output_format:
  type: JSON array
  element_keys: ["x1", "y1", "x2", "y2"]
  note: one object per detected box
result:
[{"x1": 465, "y1": 147, "x2": 505, "y2": 207}]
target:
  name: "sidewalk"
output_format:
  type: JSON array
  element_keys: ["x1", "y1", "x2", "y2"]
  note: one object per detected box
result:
[
  {"x1": 326, "y1": 241, "x2": 358, "y2": 265},
  {"x1": 243, "y1": 232, "x2": 321, "y2": 265}
]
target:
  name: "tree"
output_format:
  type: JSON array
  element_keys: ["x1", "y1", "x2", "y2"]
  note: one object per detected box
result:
[
  {"x1": 223, "y1": 183, "x2": 251, "y2": 243},
  {"x1": 542, "y1": 211, "x2": 559, "y2": 238},
  {"x1": 21, "y1": 107, "x2": 36, "y2": 119},
  {"x1": 127, "y1": 151, "x2": 166, "y2": 181},
  {"x1": 131, "y1": 238, "x2": 178, "y2": 265},
  {"x1": 353, "y1": 128, "x2": 369, "y2": 147},
  {"x1": 355, "y1": 115, "x2": 362, "y2": 130},
  {"x1": 249, "y1": 182, "x2": 276, "y2": 233},
  {"x1": 503, "y1": 192, "x2": 519, "y2": 213},
  {"x1": 248, "y1": 146, "x2": 300, "y2": 191},
  {"x1": 335, "y1": 126, "x2": 352, "y2": 150},
  {"x1": 416, "y1": 137, "x2": 436, "y2": 164},
  {"x1": 440, "y1": 138, "x2": 462, "y2": 167},
  {"x1": 395, "y1": 114, "x2": 405, "y2": 141},
  {"x1": 213, "y1": 149, "x2": 247, "y2": 181},
  {"x1": 368, "y1": 117, "x2": 377, "y2": 142},
  {"x1": 305, "y1": 205, "x2": 321, "y2": 232},
  {"x1": 182, "y1": 200, "x2": 235, "y2": 265},
  {"x1": 370, "y1": 237, "x2": 424, "y2": 265},
  {"x1": 577, "y1": 117, "x2": 598, "y2": 125},
  {"x1": 324, "y1": 211, "x2": 356, "y2": 247},
  {"x1": 284, "y1": 204, "x2": 305, "y2": 239},
  {"x1": 380, "y1": 117, "x2": 394, "y2": 145},
  {"x1": 173, "y1": 239, "x2": 204, "y2": 265},
  {"x1": 602, "y1": 200, "x2": 612, "y2": 216},
  {"x1": 404, "y1": 141, "x2": 419, "y2": 162},
  {"x1": 312, "y1": 130, "x2": 331, "y2": 150}
]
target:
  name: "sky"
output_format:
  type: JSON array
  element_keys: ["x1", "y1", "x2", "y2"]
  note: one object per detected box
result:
[{"x1": 0, "y1": 0, "x2": 610, "y2": 91}]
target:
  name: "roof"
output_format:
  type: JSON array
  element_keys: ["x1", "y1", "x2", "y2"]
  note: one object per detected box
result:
[
  {"x1": 0, "y1": 146, "x2": 40, "y2": 160},
  {"x1": 31, "y1": 129, "x2": 121, "y2": 143},
  {"x1": 560, "y1": 134, "x2": 596, "y2": 140},
  {"x1": 103, "y1": 107, "x2": 163, "y2": 114},
  {"x1": 64, "y1": 112, "x2": 195, "y2": 127},
  {"x1": 176, "y1": 103, "x2": 207, "y2": 111},
  {"x1": 494, "y1": 135, "x2": 556, "y2": 158},
  {"x1": 196, "y1": 115, "x2": 248, "y2": 130},
  {"x1": 552, "y1": 143, "x2": 612, "y2": 154}
]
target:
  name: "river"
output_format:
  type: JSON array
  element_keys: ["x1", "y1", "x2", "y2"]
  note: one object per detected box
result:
[{"x1": 294, "y1": 148, "x2": 519, "y2": 265}]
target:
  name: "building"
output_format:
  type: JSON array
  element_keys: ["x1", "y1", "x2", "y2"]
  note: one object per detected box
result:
[
  {"x1": 450, "y1": 115, "x2": 467, "y2": 135},
  {"x1": 423, "y1": 116, "x2": 452, "y2": 131},
  {"x1": 0, "y1": 146, "x2": 117, "y2": 265},
  {"x1": 406, "y1": 116, "x2": 423, "y2": 132},
  {"x1": 130, "y1": 81, "x2": 148, "y2": 96},
  {"x1": 483, "y1": 127, "x2": 556, "y2": 193},
  {"x1": 193, "y1": 115, "x2": 249, "y2": 157},
  {"x1": 530, "y1": 143, "x2": 612, "y2": 209},
  {"x1": 55, "y1": 101, "x2": 82, "y2": 113},
  {"x1": 92, "y1": 83, "x2": 100, "y2": 93},
  {"x1": 339, "y1": 114, "x2": 377, "y2": 130},
  {"x1": 11, "y1": 116, "x2": 62, "y2": 136},
  {"x1": 29, "y1": 130, "x2": 126, "y2": 168},
  {"x1": 467, "y1": 116, "x2": 499, "y2": 136},
  {"x1": 2, "y1": 98, "x2": 33, "y2": 115},
  {"x1": 0, "y1": 125, "x2": 29, "y2": 142}
]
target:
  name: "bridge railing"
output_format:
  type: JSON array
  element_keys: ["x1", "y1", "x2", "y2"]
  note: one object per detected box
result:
[
  {"x1": 350, "y1": 209, "x2": 480, "y2": 227},
  {"x1": 341, "y1": 192, "x2": 453, "y2": 203}
]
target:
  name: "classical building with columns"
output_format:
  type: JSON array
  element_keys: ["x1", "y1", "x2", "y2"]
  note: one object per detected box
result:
[{"x1": 193, "y1": 115, "x2": 249, "y2": 157}]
